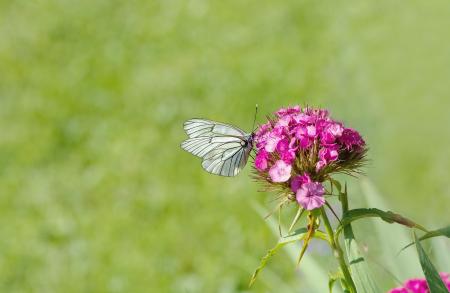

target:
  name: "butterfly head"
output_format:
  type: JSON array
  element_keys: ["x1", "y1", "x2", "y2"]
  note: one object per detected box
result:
[{"x1": 246, "y1": 132, "x2": 255, "y2": 149}]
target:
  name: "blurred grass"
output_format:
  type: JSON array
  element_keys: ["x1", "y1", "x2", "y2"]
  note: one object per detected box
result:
[{"x1": 0, "y1": 0, "x2": 449, "y2": 292}]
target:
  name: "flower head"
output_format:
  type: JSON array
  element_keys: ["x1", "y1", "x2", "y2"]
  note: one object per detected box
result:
[{"x1": 253, "y1": 105, "x2": 367, "y2": 210}]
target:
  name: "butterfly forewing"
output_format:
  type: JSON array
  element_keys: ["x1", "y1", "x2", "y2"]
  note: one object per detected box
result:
[
  {"x1": 181, "y1": 118, "x2": 253, "y2": 177},
  {"x1": 184, "y1": 119, "x2": 245, "y2": 138}
]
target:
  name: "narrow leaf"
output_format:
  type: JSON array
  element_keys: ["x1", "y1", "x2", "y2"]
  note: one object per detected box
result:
[
  {"x1": 414, "y1": 232, "x2": 449, "y2": 293},
  {"x1": 249, "y1": 228, "x2": 306, "y2": 287},
  {"x1": 252, "y1": 202, "x2": 329, "y2": 292},
  {"x1": 401, "y1": 226, "x2": 450, "y2": 252},
  {"x1": 338, "y1": 208, "x2": 428, "y2": 236},
  {"x1": 296, "y1": 215, "x2": 317, "y2": 266},
  {"x1": 249, "y1": 227, "x2": 329, "y2": 287},
  {"x1": 288, "y1": 206, "x2": 305, "y2": 233}
]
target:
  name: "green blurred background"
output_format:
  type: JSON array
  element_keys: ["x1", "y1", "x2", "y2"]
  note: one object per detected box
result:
[{"x1": 1, "y1": 0, "x2": 449, "y2": 292}]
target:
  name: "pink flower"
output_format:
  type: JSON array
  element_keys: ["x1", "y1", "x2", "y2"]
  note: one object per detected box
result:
[
  {"x1": 293, "y1": 112, "x2": 315, "y2": 124},
  {"x1": 280, "y1": 150, "x2": 296, "y2": 164},
  {"x1": 255, "y1": 149, "x2": 269, "y2": 171},
  {"x1": 319, "y1": 145, "x2": 339, "y2": 162},
  {"x1": 306, "y1": 125, "x2": 317, "y2": 137},
  {"x1": 320, "y1": 130, "x2": 336, "y2": 145},
  {"x1": 265, "y1": 135, "x2": 280, "y2": 152},
  {"x1": 305, "y1": 107, "x2": 329, "y2": 120},
  {"x1": 296, "y1": 181, "x2": 325, "y2": 210},
  {"x1": 295, "y1": 126, "x2": 315, "y2": 149},
  {"x1": 276, "y1": 138, "x2": 290, "y2": 153},
  {"x1": 328, "y1": 122, "x2": 344, "y2": 136},
  {"x1": 320, "y1": 122, "x2": 344, "y2": 145},
  {"x1": 252, "y1": 105, "x2": 366, "y2": 192},
  {"x1": 275, "y1": 115, "x2": 292, "y2": 128},
  {"x1": 388, "y1": 272, "x2": 450, "y2": 293},
  {"x1": 404, "y1": 279, "x2": 429, "y2": 293},
  {"x1": 290, "y1": 173, "x2": 311, "y2": 192},
  {"x1": 441, "y1": 272, "x2": 450, "y2": 283},
  {"x1": 269, "y1": 160, "x2": 292, "y2": 182},
  {"x1": 276, "y1": 105, "x2": 301, "y2": 117},
  {"x1": 254, "y1": 122, "x2": 272, "y2": 150},
  {"x1": 315, "y1": 160, "x2": 327, "y2": 171},
  {"x1": 316, "y1": 145, "x2": 339, "y2": 171},
  {"x1": 388, "y1": 288, "x2": 408, "y2": 293},
  {"x1": 340, "y1": 128, "x2": 365, "y2": 150},
  {"x1": 265, "y1": 127, "x2": 284, "y2": 152},
  {"x1": 276, "y1": 138, "x2": 297, "y2": 164},
  {"x1": 256, "y1": 122, "x2": 271, "y2": 137}
]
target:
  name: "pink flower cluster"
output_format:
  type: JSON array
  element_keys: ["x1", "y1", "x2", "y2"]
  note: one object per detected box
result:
[
  {"x1": 253, "y1": 106, "x2": 366, "y2": 210},
  {"x1": 388, "y1": 273, "x2": 450, "y2": 293}
]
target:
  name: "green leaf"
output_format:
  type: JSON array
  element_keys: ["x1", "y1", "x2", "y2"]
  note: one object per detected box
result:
[
  {"x1": 401, "y1": 225, "x2": 450, "y2": 252},
  {"x1": 414, "y1": 232, "x2": 449, "y2": 293},
  {"x1": 249, "y1": 228, "x2": 305, "y2": 287},
  {"x1": 337, "y1": 208, "x2": 428, "y2": 236},
  {"x1": 249, "y1": 227, "x2": 329, "y2": 286},
  {"x1": 343, "y1": 223, "x2": 380, "y2": 293},
  {"x1": 288, "y1": 206, "x2": 305, "y2": 233}
]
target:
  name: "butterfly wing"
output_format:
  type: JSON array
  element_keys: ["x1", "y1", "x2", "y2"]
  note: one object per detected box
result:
[
  {"x1": 183, "y1": 119, "x2": 245, "y2": 138},
  {"x1": 181, "y1": 119, "x2": 253, "y2": 177},
  {"x1": 201, "y1": 137, "x2": 252, "y2": 176}
]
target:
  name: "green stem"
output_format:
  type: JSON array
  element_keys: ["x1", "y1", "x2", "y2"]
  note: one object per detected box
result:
[{"x1": 320, "y1": 207, "x2": 356, "y2": 293}]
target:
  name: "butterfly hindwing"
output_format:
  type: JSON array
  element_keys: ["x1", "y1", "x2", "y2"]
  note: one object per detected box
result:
[{"x1": 201, "y1": 143, "x2": 250, "y2": 177}]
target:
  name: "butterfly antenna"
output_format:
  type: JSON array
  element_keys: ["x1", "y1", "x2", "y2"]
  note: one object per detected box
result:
[{"x1": 251, "y1": 104, "x2": 258, "y2": 132}]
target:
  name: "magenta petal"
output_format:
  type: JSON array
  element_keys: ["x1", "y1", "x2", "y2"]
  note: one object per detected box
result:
[
  {"x1": 290, "y1": 173, "x2": 311, "y2": 192},
  {"x1": 320, "y1": 131, "x2": 335, "y2": 145},
  {"x1": 290, "y1": 177, "x2": 302, "y2": 193},
  {"x1": 388, "y1": 288, "x2": 408, "y2": 293},
  {"x1": 328, "y1": 123, "x2": 344, "y2": 137},
  {"x1": 276, "y1": 138, "x2": 290, "y2": 153},
  {"x1": 306, "y1": 125, "x2": 317, "y2": 138},
  {"x1": 281, "y1": 150, "x2": 296, "y2": 164},
  {"x1": 265, "y1": 135, "x2": 280, "y2": 152},
  {"x1": 276, "y1": 105, "x2": 300, "y2": 117},
  {"x1": 255, "y1": 150, "x2": 269, "y2": 171},
  {"x1": 315, "y1": 160, "x2": 327, "y2": 171},
  {"x1": 329, "y1": 148, "x2": 339, "y2": 161},
  {"x1": 405, "y1": 279, "x2": 429, "y2": 292},
  {"x1": 297, "y1": 192, "x2": 325, "y2": 210},
  {"x1": 340, "y1": 128, "x2": 365, "y2": 150}
]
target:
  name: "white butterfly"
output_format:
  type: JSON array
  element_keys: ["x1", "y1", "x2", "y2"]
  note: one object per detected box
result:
[{"x1": 181, "y1": 118, "x2": 255, "y2": 177}]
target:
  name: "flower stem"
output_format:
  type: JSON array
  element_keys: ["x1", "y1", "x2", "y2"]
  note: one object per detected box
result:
[{"x1": 320, "y1": 207, "x2": 356, "y2": 293}]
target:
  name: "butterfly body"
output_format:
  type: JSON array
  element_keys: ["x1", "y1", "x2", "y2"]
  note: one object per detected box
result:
[{"x1": 181, "y1": 119, "x2": 254, "y2": 177}]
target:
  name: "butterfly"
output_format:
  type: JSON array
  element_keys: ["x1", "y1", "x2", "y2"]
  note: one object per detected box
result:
[{"x1": 181, "y1": 106, "x2": 258, "y2": 177}]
